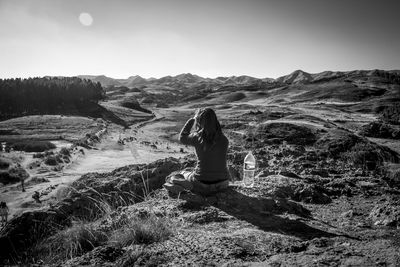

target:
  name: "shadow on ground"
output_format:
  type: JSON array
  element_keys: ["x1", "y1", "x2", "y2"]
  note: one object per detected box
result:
[{"x1": 180, "y1": 187, "x2": 338, "y2": 240}]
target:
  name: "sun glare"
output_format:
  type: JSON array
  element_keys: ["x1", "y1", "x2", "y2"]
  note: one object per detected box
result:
[{"x1": 79, "y1": 12, "x2": 93, "y2": 26}]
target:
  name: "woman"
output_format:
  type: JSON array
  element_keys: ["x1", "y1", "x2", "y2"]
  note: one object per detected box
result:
[{"x1": 164, "y1": 108, "x2": 230, "y2": 195}]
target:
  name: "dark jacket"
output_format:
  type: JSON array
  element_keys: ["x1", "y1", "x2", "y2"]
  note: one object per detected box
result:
[{"x1": 179, "y1": 118, "x2": 230, "y2": 183}]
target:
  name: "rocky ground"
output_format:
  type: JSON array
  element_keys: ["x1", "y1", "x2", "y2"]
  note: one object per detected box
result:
[{"x1": 1, "y1": 104, "x2": 400, "y2": 266}]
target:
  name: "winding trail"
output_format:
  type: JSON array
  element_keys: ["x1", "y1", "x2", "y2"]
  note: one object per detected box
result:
[{"x1": 0, "y1": 111, "x2": 186, "y2": 220}]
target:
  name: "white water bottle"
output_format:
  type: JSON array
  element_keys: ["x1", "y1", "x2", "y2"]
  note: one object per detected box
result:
[{"x1": 243, "y1": 151, "x2": 256, "y2": 187}]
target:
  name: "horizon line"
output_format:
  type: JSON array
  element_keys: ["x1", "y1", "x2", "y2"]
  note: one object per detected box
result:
[{"x1": 1, "y1": 68, "x2": 399, "y2": 80}]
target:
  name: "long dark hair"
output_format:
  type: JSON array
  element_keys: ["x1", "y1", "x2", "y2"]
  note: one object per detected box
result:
[{"x1": 194, "y1": 108, "x2": 222, "y2": 150}]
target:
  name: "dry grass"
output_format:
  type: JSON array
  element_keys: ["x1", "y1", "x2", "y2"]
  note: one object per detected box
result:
[
  {"x1": 109, "y1": 214, "x2": 174, "y2": 247},
  {"x1": 30, "y1": 198, "x2": 174, "y2": 264},
  {"x1": 23, "y1": 166, "x2": 177, "y2": 265},
  {"x1": 32, "y1": 221, "x2": 108, "y2": 263}
]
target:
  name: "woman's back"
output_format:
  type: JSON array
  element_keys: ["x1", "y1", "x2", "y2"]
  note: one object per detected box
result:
[
  {"x1": 192, "y1": 133, "x2": 229, "y2": 183},
  {"x1": 179, "y1": 108, "x2": 230, "y2": 183}
]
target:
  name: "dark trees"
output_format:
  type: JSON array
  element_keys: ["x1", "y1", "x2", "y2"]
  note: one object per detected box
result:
[{"x1": 0, "y1": 77, "x2": 105, "y2": 119}]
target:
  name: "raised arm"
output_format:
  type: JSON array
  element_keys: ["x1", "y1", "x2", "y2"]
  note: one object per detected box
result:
[{"x1": 179, "y1": 118, "x2": 196, "y2": 146}]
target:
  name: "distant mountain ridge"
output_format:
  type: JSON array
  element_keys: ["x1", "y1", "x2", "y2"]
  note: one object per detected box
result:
[{"x1": 77, "y1": 69, "x2": 400, "y2": 88}]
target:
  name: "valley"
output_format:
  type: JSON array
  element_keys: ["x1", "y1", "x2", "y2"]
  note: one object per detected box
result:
[{"x1": 0, "y1": 69, "x2": 399, "y2": 266}]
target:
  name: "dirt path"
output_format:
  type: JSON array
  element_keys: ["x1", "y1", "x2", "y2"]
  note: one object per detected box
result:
[{"x1": 0, "y1": 113, "x2": 188, "y2": 220}]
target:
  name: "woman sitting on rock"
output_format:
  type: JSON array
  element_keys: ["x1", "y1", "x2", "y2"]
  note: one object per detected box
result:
[{"x1": 164, "y1": 108, "x2": 230, "y2": 195}]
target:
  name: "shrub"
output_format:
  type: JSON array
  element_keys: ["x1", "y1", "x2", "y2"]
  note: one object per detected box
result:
[
  {"x1": 59, "y1": 147, "x2": 71, "y2": 157},
  {"x1": 0, "y1": 165, "x2": 29, "y2": 184},
  {"x1": 10, "y1": 140, "x2": 56, "y2": 152},
  {"x1": 33, "y1": 152, "x2": 45, "y2": 159},
  {"x1": 120, "y1": 97, "x2": 152, "y2": 113},
  {"x1": 0, "y1": 158, "x2": 10, "y2": 169},
  {"x1": 45, "y1": 150, "x2": 54, "y2": 156},
  {"x1": 45, "y1": 155, "x2": 59, "y2": 166},
  {"x1": 27, "y1": 160, "x2": 41, "y2": 169},
  {"x1": 0, "y1": 171, "x2": 14, "y2": 184}
]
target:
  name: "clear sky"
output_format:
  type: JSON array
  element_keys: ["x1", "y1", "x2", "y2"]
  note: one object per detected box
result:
[{"x1": 1, "y1": 0, "x2": 399, "y2": 79}]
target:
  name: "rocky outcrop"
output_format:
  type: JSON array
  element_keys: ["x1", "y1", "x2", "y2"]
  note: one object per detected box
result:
[
  {"x1": 0, "y1": 157, "x2": 182, "y2": 263},
  {"x1": 55, "y1": 157, "x2": 181, "y2": 219}
]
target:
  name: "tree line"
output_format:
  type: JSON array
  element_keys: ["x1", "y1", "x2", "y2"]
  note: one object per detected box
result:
[{"x1": 0, "y1": 77, "x2": 105, "y2": 119}]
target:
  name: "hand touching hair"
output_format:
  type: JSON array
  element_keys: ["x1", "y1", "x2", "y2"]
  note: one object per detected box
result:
[{"x1": 193, "y1": 108, "x2": 222, "y2": 150}]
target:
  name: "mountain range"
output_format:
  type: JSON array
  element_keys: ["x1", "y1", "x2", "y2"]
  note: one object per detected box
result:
[{"x1": 78, "y1": 69, "x2": 400, "y2": 88}]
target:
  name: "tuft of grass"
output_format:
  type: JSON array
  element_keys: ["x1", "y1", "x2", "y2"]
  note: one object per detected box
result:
[
  {"x1": 59, "y1": 185, "x2": 138, "y2": 221},
  {"x1": 32, "y1": 221, "x2": 108, "y2": 263},
  {"x1": 30, "y1": 199, "x2": 174, "y2": 264},
  {"x1": 109, "y1": 214, "x2": 174, "y2": 247}
]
